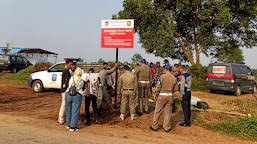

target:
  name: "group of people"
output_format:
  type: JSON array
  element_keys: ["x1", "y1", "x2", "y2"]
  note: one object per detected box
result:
[{"x1": 57, "y1": 58, "x2": 192, "y2": 132}]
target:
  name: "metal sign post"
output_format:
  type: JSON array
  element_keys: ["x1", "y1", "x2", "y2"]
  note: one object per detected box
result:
[{"x1": 114, "y1": 48, "x2": 118, "y2": 108}]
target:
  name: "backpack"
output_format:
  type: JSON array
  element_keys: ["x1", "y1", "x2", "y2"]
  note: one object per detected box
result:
[
  {"x1": 197, "y1": 101, "x2": 209, "y2": 110},
  {"x1": 68, "y1": 77, "x2": 77, "y2": 96}
]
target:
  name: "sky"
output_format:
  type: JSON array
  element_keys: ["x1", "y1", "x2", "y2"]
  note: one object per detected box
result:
[{"x1": 0, "y1": 0, "x2": 256, "y2": 68}]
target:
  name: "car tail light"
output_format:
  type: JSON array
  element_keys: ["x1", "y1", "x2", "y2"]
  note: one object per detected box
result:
[
  {"x1": 206, "y1": 78, "x2": 208, "y2": 82},
  {"x1": 8, "y1": 62, "x2": 11, "y2": 65},
  {"x1": 231, "y1": 77, "x2": 235, "y2": 84}
]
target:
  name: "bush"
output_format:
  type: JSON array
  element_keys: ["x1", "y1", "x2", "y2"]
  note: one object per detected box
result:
[
  {"x1": 10, "y1": 62, "x2": 53, "y2": 81},
  {"x1": 188, "y1": 65, "x2": 208, "y2": 91},
  {"x1": 10, "y1": 66, "x2": 34, "y2": 81},
  {"x1": 191, "y1": 77, "x2": 208, "y2": 91}
]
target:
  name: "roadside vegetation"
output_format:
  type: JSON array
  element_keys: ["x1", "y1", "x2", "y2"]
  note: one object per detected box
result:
[
  {"x1": 10, "y1": 62, "x2": 53, "y2": 82},
  {"x1": 193, "y1": 94, "x2": 257, "y2": 141}
]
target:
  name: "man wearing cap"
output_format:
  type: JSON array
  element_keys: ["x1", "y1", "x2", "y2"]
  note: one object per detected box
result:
[
  {"x1": 177, "y1": 65, "x2": 192, "y2": 127},
  {"x1": 98, "y1": 62, "x2": 118, "y2": 111},
  {"x1": 118, "y1": 65, "x2": 138, "y2": 120},
  {"x1": 150, "y1": 65, "x2": 178, "y2": 132},
  {"x1": 135, "y1": 58, "x2": 152, "y2": 115}
]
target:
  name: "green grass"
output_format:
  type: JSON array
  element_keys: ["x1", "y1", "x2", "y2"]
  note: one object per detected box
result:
[
  {"x1": 10, "y1": 66, "x2": 33, "y2": 82},
  {"x1": 205, "y1": 116, "x2": 257, "y2": 141}
]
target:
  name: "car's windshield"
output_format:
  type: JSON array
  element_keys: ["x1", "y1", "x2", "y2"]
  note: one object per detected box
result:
[
  {"x1": 0, "y1": 55, "x2": 9, "y2": 61},
  {"x1": 49, "y1": 64, "x2": 65, "y2": 72}
]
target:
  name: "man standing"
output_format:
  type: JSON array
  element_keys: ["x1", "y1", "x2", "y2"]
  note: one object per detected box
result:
[
  {"x1": 150, "y1": 65, "x2": 178, "y2": 132},
  {"x1": 149, "y1": 62, "x2": 155, "y2": 77},
  {"x1": 58, "y1": 59, "x2": 73, "y2": 124},
  {"x1": 85, "y1": 68, "x2": 101, "y2": 125},
  {"x1": 118, "y1": 65, "x2": 138, "y2": 120},
  {"x1": 69, "y1": 62, "x2": 77, "y2": 76},
  {"x1": 98, "y1": 62, "x2": 118, "y2": 111},
  {"x1": 178, "y1": 65, "x2": 192, "y2": 127},
  {"x1": 154, "y1": 62, "x2": 163, "y2": 83},
  {"x1": 135, "y1": 58, "x2": 152, "y2": 115}
]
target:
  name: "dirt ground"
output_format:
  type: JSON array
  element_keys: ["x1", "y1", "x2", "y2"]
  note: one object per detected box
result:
[{"x1": 0, "y1": 71, "x2": 256, "y2": 144}]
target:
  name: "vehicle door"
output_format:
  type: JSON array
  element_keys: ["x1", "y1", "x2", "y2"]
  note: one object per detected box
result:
[
  {"x1": 46, "y1": 63, "x2": 66, "y2": 89},
  {"x1": 16, "y1": 56, "x2": 24, "y2": 70},
  {"x1": 22, "y1": 57, "x2": 29, "y2": 69},
  {"x1": 246, "y1": 67, "x2": 255, "y2": 90},
  {"x1": 239, "y1": 66, "x2": 248, "y2": 91}
]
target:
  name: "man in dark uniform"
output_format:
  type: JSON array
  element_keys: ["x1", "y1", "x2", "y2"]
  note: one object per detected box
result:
[{"x1": 178, "y1": 65, "x2": 192, "y2": 127}]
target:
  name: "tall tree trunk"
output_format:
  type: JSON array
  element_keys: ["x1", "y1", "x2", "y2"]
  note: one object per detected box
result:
[
  {"x1": 173, "y1": 30, "x2": 195, "y2": 66},
  {"x1": 194, "y1": 27, "x2": 200, "y2": 66}
]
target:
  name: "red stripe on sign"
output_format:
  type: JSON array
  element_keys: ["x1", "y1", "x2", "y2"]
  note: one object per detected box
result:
[
  {"x1": 101, "y1": 28, "x2": 134, "y2": 48},
  {"x1": 207, "y1": 73, "x2": 234, "y2": 79}
]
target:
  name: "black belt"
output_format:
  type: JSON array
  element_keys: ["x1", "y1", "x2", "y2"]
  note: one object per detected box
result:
[{"x1": 123, "y1": 89, "x2": 134, "y2": 91}]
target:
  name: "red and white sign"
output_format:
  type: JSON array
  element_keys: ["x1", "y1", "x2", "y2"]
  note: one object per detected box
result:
[
  {"x1": 247, "y1": 76, "x2": 255, "y2": 80},
  {"x1": 101, "y1": 19, "x2": 134, "y2": 48},
  {"x1": 213, "y1": 66, "x2": 226, "y2": 74}
]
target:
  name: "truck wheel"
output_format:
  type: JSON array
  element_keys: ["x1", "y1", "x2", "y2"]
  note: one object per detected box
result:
[
  {"x1": 11, "y1": 68, "x2": 18, "y2": 73},
  {"x1": 210, "y1": 89, "x2": 216, "y2": 93},
  {"x1": 234, "y1": 86, "x2": 241, "y2": 96},
  {"x1": 32, "y1": 80, "x2": 44, "y2": 93},
  {"x1": 253, "y1": 85, "x2": 256, "y2": 94}
]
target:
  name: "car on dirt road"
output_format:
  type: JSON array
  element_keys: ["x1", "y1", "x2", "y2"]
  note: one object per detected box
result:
[
  {"x1": 0, "y1": 54, "x2": 32, "y2": 73},
  {"x1": 28, "y1": 62, "x2": 88, "y2": 93},
  {"x1": 206, "y1": 62, "x2": 256, "y2": 96}
]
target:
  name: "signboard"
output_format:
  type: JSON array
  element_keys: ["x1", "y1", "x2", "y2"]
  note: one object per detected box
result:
[
  {"x1": 213, "y1": 66, "x2": 226, "y2": 74},
  {"x1": 101, "y1": 19, "x2": 134, "y2": 48}
]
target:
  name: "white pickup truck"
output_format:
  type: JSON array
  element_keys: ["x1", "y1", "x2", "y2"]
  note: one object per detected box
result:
[{"x1": 28, "y1": 62, "x2": 88, "y2": 93}]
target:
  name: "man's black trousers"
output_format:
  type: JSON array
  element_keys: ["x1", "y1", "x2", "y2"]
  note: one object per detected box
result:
[
  {"x1": 85, "y1": 95, "x2": 98, "y2": 122},
  {"x1": 182, "y1": 91, "x2": 191, "y2": 124}
]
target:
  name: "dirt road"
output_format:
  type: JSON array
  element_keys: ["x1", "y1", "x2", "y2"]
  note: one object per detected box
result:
[
  {"x1": 0, "y1": 113, "x2": 254, "y2": 144},
  {"x1": 0, "y1": 73, "x2": 256, "y2": 144}
]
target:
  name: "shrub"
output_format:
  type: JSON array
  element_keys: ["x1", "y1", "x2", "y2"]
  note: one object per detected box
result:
[
  {"x1": 10, "y1": 66, "x2": 34, "y2": 81},
  {"x1": 191, "y1": 77, "x2": 208, "y2": 91},
  {"x1": 10, "y1": 62, "x2": 54, "y2": 81}
]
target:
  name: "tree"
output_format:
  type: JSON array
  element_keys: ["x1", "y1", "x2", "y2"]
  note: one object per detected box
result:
[
  {"x1": 114, "y1": 0, "x2": 257, "y2": 67},
  {"x1": 217, "y1": 46, "x2": 244, "y2": 63},
  {"x1": 131, "y1": 53, "x2": 142, "y2": 64},
  {"x1": 98, "y1": 58, "x2": 105, "y2": 64},
  {"x1": 77, "y1": 57, "x2": 84, "y2": 62}
]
